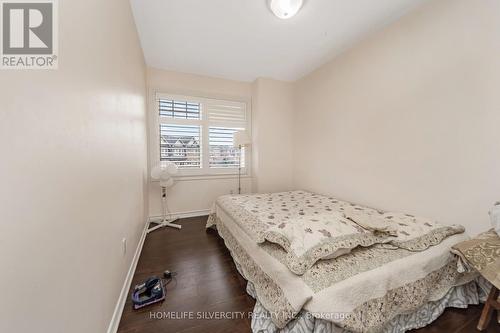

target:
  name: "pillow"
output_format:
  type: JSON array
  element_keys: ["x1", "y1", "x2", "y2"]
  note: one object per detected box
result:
[
  {"x1": 343, "y1": 207, "x2": 397, "y2": 235},
  {"x1": 380, "y1": 212, "x2": 465, "y2": 251},
  {"x1": 263, "y1": 212, "x2": 393, "y2": 275},
  {"x1": 344, "y1": 206, "x2": 464, "y2": 251}
]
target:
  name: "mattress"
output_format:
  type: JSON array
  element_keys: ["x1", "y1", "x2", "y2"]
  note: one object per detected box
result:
[{"x1": 207, "y1": 191, "x2": 477, "y2": 332}]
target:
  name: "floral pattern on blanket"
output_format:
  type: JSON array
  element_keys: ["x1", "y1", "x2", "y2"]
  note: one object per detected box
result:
[
  {"x1": 379, "y1": 212, "x2": 465, "y2": 251},
  {"x1": 213, "y1": 191, "x2": 464, "y2": 275},
  {"x1": 214, "y1": 191, "x2": 384, "y2": 243},
  {"x1": 343, "y1": 261, "x2": 476, "y2": 333},
  {"x1": 452, "y1": 229, "x2": 500, "y2": 289},
  {"x1": 261, "y1": 242, "x2": 412, "y2": 293},
  {"x1": 264, "y1": 212, "x2": 393, "y2": 275}
]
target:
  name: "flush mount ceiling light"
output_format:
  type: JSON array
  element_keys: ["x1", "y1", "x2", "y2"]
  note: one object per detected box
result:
[{"x1": 268, "y1": 0, "x2": 304, "y2": 19}]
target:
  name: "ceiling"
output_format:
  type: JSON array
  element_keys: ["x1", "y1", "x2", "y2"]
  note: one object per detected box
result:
[{"x1": 130, "y1": 0, "x2": 428, "y2": 82}]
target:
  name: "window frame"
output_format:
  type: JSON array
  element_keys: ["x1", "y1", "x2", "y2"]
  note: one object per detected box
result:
[{"x1": 150, "y1": 91, "x2": 251, "y2": 179}]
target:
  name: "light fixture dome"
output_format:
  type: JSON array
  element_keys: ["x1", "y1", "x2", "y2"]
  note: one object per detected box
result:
[{"x1": 268, "y1": 0, "x2": 304, "y2": 19}]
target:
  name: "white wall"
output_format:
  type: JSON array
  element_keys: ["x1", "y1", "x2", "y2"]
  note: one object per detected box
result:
[
  {"x1": 147, "y1": 68, "x2": 253, "y2": 216},
  {"x1": 293, "y1": 0, "x2": 500, "y2": 236},
  {"x1": 0, "y1": 1, "x2": 147, "y2": 332},
  {"x1": 252, "y1": 78, "x2": 294, "y2": 193}
]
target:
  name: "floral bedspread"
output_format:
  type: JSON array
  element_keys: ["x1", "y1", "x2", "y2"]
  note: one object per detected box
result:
[{"x1": 210, "y1": 191, "x2": 464, "y2": 275}]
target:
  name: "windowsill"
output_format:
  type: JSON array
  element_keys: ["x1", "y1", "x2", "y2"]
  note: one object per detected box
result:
[{"x1": 150, "y1": 174, "x2": 252, "y2": 182}]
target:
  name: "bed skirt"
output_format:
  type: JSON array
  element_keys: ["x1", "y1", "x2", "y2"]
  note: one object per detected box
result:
[{"x1": 246, "y1": 279, "x2": 489, "y2": 333}]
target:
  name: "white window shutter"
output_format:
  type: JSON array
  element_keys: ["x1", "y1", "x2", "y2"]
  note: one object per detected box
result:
[{"x1": 206, "y1": 99, "x2": 247, "y2": 129}]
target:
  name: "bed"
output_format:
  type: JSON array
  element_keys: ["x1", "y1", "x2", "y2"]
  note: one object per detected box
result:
[{"x1": 206, "y1": 190, "x2": 487, "y2": 333}]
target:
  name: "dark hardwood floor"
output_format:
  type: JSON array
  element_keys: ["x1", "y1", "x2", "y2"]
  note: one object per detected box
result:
[{"x1": 117, "y1": 216, "x2": 498, "y2": 333}]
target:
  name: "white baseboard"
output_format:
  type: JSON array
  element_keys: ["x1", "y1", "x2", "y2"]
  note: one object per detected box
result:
[
  {"x1": 106, "y1": 221, "x2": 149, "y2": 333},
  {"x1": 106, "y1": 209, "x2": 208, "y2": 333},
  {"x1": 149, "y1": 209, "x2": 210, "y2": 220}
]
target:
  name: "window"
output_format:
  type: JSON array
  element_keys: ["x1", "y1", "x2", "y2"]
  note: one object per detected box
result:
[
  {"x1": 209, "y1": 127, "x2": 244, "y2": 168},
  {"x1": 160, "y1": 124, "x2": 201, "y2": 168},
  {"x1": 154, "y1": 93, "x2": 249, "y2": 176}
]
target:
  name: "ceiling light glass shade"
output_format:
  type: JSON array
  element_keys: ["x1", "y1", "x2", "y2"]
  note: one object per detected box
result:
[{"x1": 268, "y1": 0, "x2": 304, "y2": 19}]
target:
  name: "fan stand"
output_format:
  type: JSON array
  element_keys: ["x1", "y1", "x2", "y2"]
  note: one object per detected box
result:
[{"x1": 147, "y1": 186, "x2": 181, "y2": 233}]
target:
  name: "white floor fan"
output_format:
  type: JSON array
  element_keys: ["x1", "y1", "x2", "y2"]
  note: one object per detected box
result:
[{"x1": 148, "y1": 163, "x2": 181, "y2": 233}]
